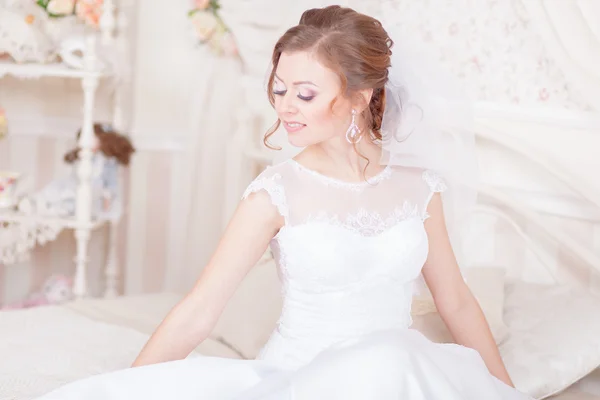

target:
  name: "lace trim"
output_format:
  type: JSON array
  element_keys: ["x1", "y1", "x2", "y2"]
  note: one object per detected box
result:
[
  {"x1": 242, "y1": 173, "x2": 289, "y2": 220},
  {"x1": 422, "y1": 170, "x2": 447, "y2": 193},
  {"x1": 304, "y1": 200, "x2": 421, "y2": 237},
  {"x1": 421, "y1": 170, "x2": 447, "y2": 221},
  {"x1": 289, "y1": 159, "x2": 392, "y2": 192}
]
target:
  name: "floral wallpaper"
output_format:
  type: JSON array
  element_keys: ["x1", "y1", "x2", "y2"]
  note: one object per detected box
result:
[{"x1": 354, "y1": 0, "x2": 593, "y2": 111}]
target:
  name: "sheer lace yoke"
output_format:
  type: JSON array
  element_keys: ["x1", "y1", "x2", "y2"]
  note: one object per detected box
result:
[{"x1": 242, "y1": 159, "x2": 445, "y2": 238}]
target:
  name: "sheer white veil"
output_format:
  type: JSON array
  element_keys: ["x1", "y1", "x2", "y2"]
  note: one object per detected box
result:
[{"x1": 379, "y1": 24, "x2": 479, "y2": 274}]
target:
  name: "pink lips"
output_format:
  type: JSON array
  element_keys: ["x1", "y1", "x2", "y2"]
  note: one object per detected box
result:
[{"x1": 283, "y1": 121, "x2": 306, "y2": 133}]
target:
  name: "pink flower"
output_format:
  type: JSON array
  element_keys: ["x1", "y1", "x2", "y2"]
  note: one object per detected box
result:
[
  {"x1": 46, "y1": 0, "x2": 76, "y2": 15},
  {"x1": 191, "y1": 11, "x2": 219, "y2": 42},
  {"x1": 195, "y1": 0, "x2": 211, "y2": 10},
  {"x1": 538, "y1": 88, "x2": 550, "y2": 101},
  {"x1": 75, "y1": 0, "x2": 103, "y2": 27}
]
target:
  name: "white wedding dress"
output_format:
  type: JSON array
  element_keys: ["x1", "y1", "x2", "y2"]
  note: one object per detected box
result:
[{"x1": 37, "y1": 159, "x2": 532, "y2": 400}]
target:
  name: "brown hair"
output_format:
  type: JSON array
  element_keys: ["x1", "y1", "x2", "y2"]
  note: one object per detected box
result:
[
  {"x1": 64, "y1": 123, "x2": 135, "y2": 166},
  {"x1": 264, "y1": 5, "x2": 393, "y2": 148}
]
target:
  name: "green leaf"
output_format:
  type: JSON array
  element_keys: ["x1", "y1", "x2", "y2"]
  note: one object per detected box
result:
[
  {"x1": 210, "y1": 0, "x2": 221, "y2": 11},
  {"x1": 36, "y1": 0, "x2": 75, "y2": 18}
]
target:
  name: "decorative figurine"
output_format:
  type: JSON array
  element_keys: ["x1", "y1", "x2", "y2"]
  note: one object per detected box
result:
[{"x1": 23, "y1": 123, "x2": 135, "y2": 222}]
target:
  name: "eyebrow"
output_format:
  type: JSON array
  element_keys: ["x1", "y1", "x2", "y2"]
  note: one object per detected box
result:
[{"x1": 274, "y1": 73, "x2": 318, "y2": 87}]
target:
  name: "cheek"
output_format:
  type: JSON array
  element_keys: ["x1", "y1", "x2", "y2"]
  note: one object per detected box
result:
[
  {"x1": 306, "y1": 102, "x2": 334, "y2": 124},
  {"x1": 274, "y1": 96, "x2": 349, "y2": 146},
  {"x1": 306, "y1": 99, "x2": 350, "y2": 134}
]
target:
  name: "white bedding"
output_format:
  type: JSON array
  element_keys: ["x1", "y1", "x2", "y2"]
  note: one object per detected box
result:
[
  {"x1": 1, "y1": 289, "x2": 600, "y2": 400},
  {"x1": 0, "y1": 306, "x2": 148, "y2": 400},
  {"x1": 0, "y1": 293, "x2": 241, "y2": 400}
]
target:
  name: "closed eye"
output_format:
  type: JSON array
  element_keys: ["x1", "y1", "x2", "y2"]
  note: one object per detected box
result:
[{"x1": 273, "y1": 90, "x2": 314, "y2": 102}]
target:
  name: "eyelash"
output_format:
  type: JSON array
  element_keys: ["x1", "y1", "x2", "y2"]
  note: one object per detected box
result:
[{"x1": 272, "y1": 90, "x2": 314, "y2": 102}]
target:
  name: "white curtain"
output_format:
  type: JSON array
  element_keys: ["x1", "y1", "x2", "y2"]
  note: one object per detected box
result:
[{"x1": 166, "y1": 55, "x2": 243, "y2": 291}]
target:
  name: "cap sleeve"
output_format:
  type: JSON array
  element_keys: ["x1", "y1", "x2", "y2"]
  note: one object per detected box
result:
[
  {"x1": 421, "y1": 170, "x2": 447, "y2": 219},
  {"x1": 422, "y1": 170, "x2": 447, "y2": 193},
  {"x1": 242, "y1": 168, "x2": 289, "y2": 222}
]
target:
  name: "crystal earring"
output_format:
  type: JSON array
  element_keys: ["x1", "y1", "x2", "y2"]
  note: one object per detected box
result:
[{"x1": 345, "y1": 109, "x2": 362, "y2": 144}]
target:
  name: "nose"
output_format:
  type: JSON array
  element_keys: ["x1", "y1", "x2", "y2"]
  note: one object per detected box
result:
[{"x1": 277, "y1": 93, "x2": 298, "y2": 116}]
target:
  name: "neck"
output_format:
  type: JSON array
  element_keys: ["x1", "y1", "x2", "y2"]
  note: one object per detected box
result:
[{"x1": 298, "y1": 134, "x2": 384, "y2": 182}]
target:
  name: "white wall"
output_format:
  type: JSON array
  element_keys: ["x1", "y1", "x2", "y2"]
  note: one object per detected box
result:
[{"x1": 129, "y1": 1, "x2": 203, "y2": 142}]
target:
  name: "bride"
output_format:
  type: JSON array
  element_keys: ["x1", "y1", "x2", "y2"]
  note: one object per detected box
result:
[{"x1": 38, "y1": 5, "x2": 533, "y2": 400}]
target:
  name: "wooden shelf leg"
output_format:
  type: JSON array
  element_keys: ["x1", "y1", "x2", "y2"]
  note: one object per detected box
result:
[
  {"x1": 73, "y1": 35, "x2": 99, "y2": 299},
  {"x1": 103, "y1": 221, "x2": 119, "y2": 297},
  {"x1": 73, "y1": 228, "x2": 90, "y2": 298}
]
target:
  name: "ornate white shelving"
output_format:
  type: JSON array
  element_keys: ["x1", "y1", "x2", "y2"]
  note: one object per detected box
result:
[
  {"x1": 0, "y1": 0, "x2": 127, "y2": 299},
  {"x1": 0, "y1": 59, "x2": 107, "y2": 80},
  {"x1": 0, "y1": 209, "x2": 105, "y2": 230}
]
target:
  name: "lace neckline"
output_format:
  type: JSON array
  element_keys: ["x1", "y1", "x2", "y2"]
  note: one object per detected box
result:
[{"x1": 288, "y1": 159, "x2": 392, "y2": 190}]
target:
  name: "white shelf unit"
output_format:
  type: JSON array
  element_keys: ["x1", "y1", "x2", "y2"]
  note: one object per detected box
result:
[
  {"x1": 0, "y1": 59, "x2": 107, "y2": 79},
  {"x1": 0, "y1": 210, "x2": 105, "y2": 230},
  {"x1": 0, "y1": 1, "x2": 125, "y2": 299}
]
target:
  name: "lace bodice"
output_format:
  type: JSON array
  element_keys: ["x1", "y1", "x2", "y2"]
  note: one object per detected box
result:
[{"x1": 241, "y1": 159, "x2": 446, "y2": 368}]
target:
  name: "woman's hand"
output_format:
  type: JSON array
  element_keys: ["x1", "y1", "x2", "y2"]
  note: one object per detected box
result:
[
  {"x1": 131, "y1": 189, "x2": 284, "y2": 367},
  {"x1": 421, "y1": 193, "x2": 515, "y2": 387}
]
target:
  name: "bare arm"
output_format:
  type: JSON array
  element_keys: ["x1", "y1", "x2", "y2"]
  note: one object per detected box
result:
[
  {"x1": 132, "y1": 190, "x2": 283, "y2": 367},
  {"x1": 421, "y1": 193, "x2": 514, "y2": 387}
]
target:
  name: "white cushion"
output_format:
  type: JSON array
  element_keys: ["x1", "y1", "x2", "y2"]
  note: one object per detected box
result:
[
  {"x1": 195, "y1": 337, "x2": 245, "y2": 359},
  {"x1": 210, "y1": 258, "x2": 282, "y2": 359},
  {"x1": 499, "y1": 281, "x2": 600, "y2": 399},
  {"x1": 411, "y1": 267, "x2": 509, "y2": 344},
  {"x1": 414, "y1": 277, "x2": 600, "y2": 399}
]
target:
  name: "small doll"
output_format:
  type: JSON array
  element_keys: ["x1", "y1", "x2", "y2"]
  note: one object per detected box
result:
[
  {"x1": 1, "y1": 274, "x2": 73, "y2": 310},
  {"x1": 24, "y1": 123, "x2": 135, "y2": 222}
]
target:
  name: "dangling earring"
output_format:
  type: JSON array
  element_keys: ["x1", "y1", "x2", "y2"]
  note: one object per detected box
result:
[{"x1": 345, "y1": 109, "x2": 362, "y2": 144}]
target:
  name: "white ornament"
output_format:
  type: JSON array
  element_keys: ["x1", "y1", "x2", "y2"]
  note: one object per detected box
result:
[{"x1": 0, "y1": 5, "x2": 58, "y2": 63}]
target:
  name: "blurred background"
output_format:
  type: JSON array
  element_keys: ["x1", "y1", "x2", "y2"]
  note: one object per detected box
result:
[{"x1": 0, "y1": 0, "x2": 598, "y2": 302}]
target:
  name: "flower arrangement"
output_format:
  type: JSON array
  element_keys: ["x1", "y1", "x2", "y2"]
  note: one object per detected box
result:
[
  {"x1": 36, "y1": 0, "x2": 103, "y2": 28},
  {"x1": 189, "y1": 0, "x2": 238, "y2": 57}
]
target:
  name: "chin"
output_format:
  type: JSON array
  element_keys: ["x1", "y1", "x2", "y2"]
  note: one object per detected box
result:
[{"x1": 286, "y1": 132, "x2": 314, "y2": 148}]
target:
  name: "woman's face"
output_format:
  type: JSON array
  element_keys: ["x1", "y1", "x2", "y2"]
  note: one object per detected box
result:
[{"x1": 272, "y1": 51, "x2": 353, "y2": 147}]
